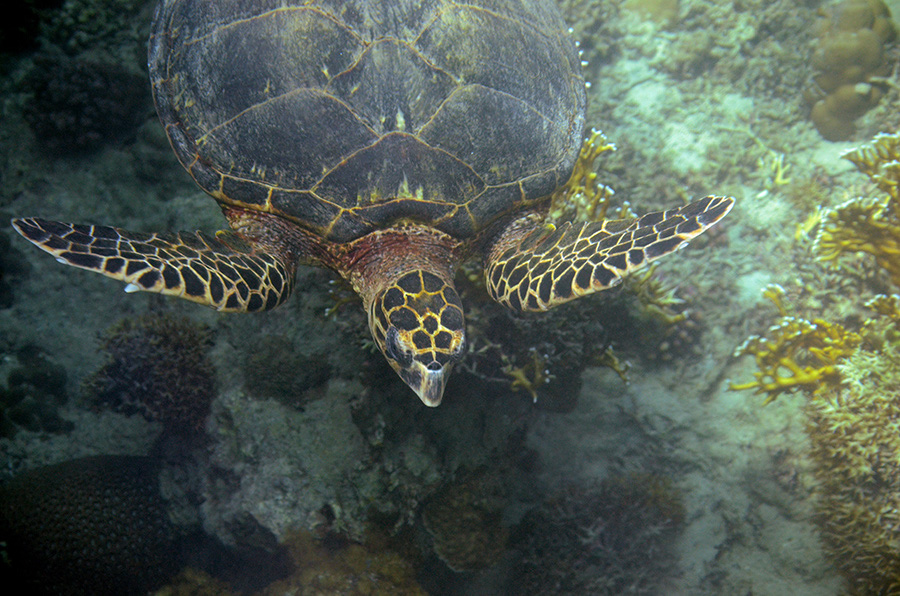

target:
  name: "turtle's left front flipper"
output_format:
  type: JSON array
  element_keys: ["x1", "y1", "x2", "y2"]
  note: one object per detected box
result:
[
  {"x1": 11, "y1": 218, "x2": 293, "y2": 312},
  {"x1": 485, "y1": 195, "x2": 734, "y2": 312}
]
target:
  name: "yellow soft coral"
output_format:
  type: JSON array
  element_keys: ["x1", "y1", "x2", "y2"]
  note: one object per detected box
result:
[
  {"x1": 814, "y1": 132, "x2": 900, "y2": 285},
  {"x1": 842, "y1": 131, "x2": 900, "y2": 200},
  {"x1": 548, "y1": 129, "x2": 633, "y2": 224},
  {"x1": 502, "y1": 348, "x2": 552, "y2": 402},
  {"x1": 729, "y1": 285, "x2": 861, "y2": 403}
]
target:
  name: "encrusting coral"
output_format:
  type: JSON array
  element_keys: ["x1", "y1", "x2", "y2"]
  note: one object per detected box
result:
[
  {"x1": 804, "y1": 0, "x2": 897, "y2": 141},
  {"x1": 733, "y1": 130, "x2": 900, "y2": 593}
]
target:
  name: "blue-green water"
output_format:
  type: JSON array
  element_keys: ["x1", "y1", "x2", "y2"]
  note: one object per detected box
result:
[{"x1": 2, "y1": 0, "x2": 898, "y2": 593}]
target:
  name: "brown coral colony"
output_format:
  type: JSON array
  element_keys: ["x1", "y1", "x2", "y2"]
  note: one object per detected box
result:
[{"x1": 806, "y1": 0, "x2": 897, "y2": 141}]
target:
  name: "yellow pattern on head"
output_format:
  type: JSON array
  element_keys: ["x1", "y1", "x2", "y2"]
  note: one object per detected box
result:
[{"x1": 369, "y1": 270, "x2": 466, "y2": 406}]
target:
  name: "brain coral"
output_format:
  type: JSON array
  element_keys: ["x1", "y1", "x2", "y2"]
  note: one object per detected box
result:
[{"x1": 0, "y1": 455, "x2": 179, "y2": 595}]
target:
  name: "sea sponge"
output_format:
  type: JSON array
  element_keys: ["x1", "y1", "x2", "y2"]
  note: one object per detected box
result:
[
  {"x1": 84, "y1": 313, "x2": 215, "y2": 432},
  {"x1": 806, "y1": 0, "x2": 897, "y2": 141},
  {"x1": 0, "y1": 455, "x2": 179, "y2": 595}
]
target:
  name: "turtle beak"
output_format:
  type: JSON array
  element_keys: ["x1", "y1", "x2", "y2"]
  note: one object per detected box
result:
[{"x1": 399, "y1": 363, "x2": 450, "y2": 407}]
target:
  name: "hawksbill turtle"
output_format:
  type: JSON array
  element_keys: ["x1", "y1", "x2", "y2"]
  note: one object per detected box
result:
[{"x1": 12, "y1": 0, "x2": 733, "y2": 406}]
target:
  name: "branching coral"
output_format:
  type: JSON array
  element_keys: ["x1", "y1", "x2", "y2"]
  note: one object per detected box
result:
[
  {"x1": 84, "y1": 313, "x2": 215, "y2": 432},
  {"x1": 729, "y1": 285, "x2": 861, "y2": 403},
  {"x1": 548, "y1": 129, "x2": 633, "y2": 225},
  {"x1": 733, "y1": 284, "x2": 900, "y2": 590},
  {"x1": 815, "y1": 131, "x2": 900, "y2": 286},
  {"x1": 734, "y1": 130, "x2": 900, "y2": 592},
  {"x1": 502, "y1": 348, "x2": 553, "y2": 403},
  {"x1": 511, "y1": 474, "x2": 685, "y2": 595},
  {"x1": 625, "y1": 264, "x2": 688, "y2": 325},
  {"x1": 843, "y1": 130, "x2": 900, "y2": 199},
  {"x1": 806, "y1": 342, "x2": 900, "y2": 594}
]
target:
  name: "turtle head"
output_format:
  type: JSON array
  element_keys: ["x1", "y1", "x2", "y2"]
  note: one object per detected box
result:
[{"x1": 368, "y1": 270, "x2": 467, "y2": 406}]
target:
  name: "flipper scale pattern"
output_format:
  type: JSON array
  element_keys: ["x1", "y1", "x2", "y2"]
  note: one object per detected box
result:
[
  {"x1": 485, "y1": 196, "x2": 734, "y2": 312},
  {"x1": 11, "y1": 217, "x2": 291, "y2": 312}
]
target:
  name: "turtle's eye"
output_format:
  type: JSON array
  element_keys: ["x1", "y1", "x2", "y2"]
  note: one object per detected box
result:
[
  {"x1": 451, "y1": 335, "x2": 467, "y2": 360},
  {"x1": 384, "y1": 326, "x2": 413, "y2": 367}
]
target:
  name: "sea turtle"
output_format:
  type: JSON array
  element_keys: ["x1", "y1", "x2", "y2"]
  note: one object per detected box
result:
[{"x1": 12, "y1": 0, "x2": 733, "y2": 406}]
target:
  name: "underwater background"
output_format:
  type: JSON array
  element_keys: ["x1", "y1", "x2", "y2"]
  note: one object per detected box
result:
[{"x1": 1, "y1": 0, "x2": 900, "y2": 594}]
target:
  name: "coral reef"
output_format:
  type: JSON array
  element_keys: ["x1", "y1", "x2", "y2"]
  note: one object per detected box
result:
[
  {"x1": 0, "y1": 455, "x2": 180, "y2": 595},
  {"x1": 547, "y1": 129, "x2": 625, "y2": 225},
  {"x1": 84, "y1": 313, "x2": 215, "y2": 432},
  {"x1": 455, "y1": 288, "x2": 608, "y2": 411},
  {"x1": 815, "y1": 131, "x2": 900, "y2": 285},
  {"x1": 22, "y1": 55, "x2": 150, "y2": 154},
  {"x1": 0, "y1": 0, "x2": 62, "y2": 56},
  {"x1": 452, "y1": 129, "x2": 705, "y2": 407},
  {"x1": 805, "y1": 0, "x2": 897, "y2": 141},
  {"x1": 0, "y1": 345, "x2": 71, "y2": 437},
  {"x1": 422, "y1": 468, "x2": 509, "y2": 572},
  {"x1": 805, "y1": 338, "x2": 900, "y2": 594},
  {"x1": 729, "y1": 284, "x2": 861, "y2": 404},
  {"x1": 510, "y1": 473, "x2": 685, "y2": 595},
  {"x1": 257, "y1": 529, "x2": 426, "y2": 595},
  {"x1": 734, "y1": 131, "x2": 900, "y2": 593},
  {"x1": 621, "y1": 0, "x2": 680, "y2": 26},
  {"x1": 38, "y1": 0, "x2": 150, "y2": 60},
  {"x1": 243, "y1": 334, "x2": 331, "y2": 404},
  {"x1": 0, "y1": 230, "x2": 29, "y2": 309}
]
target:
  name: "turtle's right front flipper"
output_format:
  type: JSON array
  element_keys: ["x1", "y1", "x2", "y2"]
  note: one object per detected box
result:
[{"x1": 11, "y1": 218, "x2": 292, "y2": 312}]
